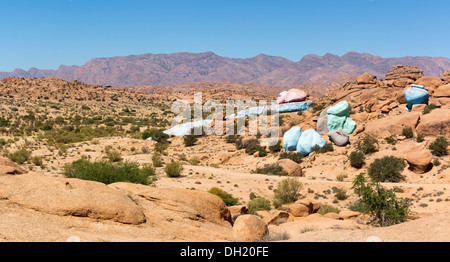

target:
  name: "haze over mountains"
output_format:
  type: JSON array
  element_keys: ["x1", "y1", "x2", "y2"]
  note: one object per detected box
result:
[{"x1": 1, "y1": 51, "x2": 449, "y2": 88}]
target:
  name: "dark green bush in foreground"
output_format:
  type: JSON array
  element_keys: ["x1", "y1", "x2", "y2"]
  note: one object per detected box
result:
[
  {"x1": 63, "y1": 158, "x2": 155, "y2": 185},
  {"x1": 352, "y1": 173, "x2": 411, "y2": 227}
]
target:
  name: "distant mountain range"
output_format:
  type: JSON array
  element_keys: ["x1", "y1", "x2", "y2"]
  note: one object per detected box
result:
[{"x1": 1, "y1": 51, "x2": 449, "y2": 88}]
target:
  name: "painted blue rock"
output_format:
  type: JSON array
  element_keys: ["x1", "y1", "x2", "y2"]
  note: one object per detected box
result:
[
  {"x1": 283, "y1": 126, "x2": 303, "y2": 151},
  {"x1": 404, "y1": 87, "x2": 429, "y2": 110},
  {"x1": 296, "y1": 129, "x2": 326, "y2": 156}
]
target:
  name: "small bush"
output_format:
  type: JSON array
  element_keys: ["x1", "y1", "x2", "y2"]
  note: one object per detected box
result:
[
  {"x1": 164, "y1": 162, "x2": 184, "y2": 177},
  {"x1": 312, "y1": 143, "x2": 334, "y2": 154},
  {"x1": 349, "y1": 151, "x2": 365, "y2": 169},
  {"x1": 152, "y1": 152, "x2": 164, "y2": 167},
  {"x1": 401, "y1": 127, "x2": 414, "y2": 139},
  {"x1": 244, "y1": 138, "x2": 262, "y2": 155},
  {"x1": 416, "y1": 132, "x2": 425, "y2": 142},
  {"x1": 317, "y1": 204, "x2": 340, "y2": 215},
  {"x1": 8, "y1": 149, "x2": 31, "y2": 164},
  {"x1": 432, "y1": 158, "x2": 441, "y2": 166},
  {"x1": 183, "y1": 134, "x2": 198, "y2": 147},
  {"x1": 273, "y1": 178, "x2": 303, "y2": 204},
  {"x1": 268, "y1": 140, "x2": 283, "y2": 153},
  {"x1": 142, "y1": 128, "x2": 169, "y2": 143},
  {"x1": 422, "y1": 103, "x2": 437, "y2": 115},
  {"x1": 332, "y1": 186, "x2": 348, "y2": 200},
  {"x1": 386, "y1": 136, "x2": 397, "y2": 145},
  {"x1": 254, "y1": 163, "x2": 288, "y2": 176},
  {"x1": 357, "y1": 134, "x2": 378, "y2": 155},
  {"x1": 352, "y1": 173, "x2": 411, "y2": 227},
  {"x1": 279, "y1": 152, "x2": 302, "y2": 164},
  {"x1": 63, "y1": 158, "x2": 154, "y2": 185},
  {"x1": 106, "y1": 150, "x2": 122, "y2": 162},
  {"x1": 32, "y1": 156, "x2": 45, "y2": 166},
  {"x1": 189, "y1": 156, "x2": 200, "y2": 165},
  {"x1": 208, "y1": 187, "x2": 239, "y2": 206},
  {"x1": 225, "y1": 135, "x2": 237, "y2": 144},
  {"x1": 247, "y1": 197, "x2": 271, "y2": 214},
  {"x1": 428, "y1": 137, "x2": 448, "y2": 156},
  {"x1": 368, "y1": 156, "x2": 406, "y2": 182}
]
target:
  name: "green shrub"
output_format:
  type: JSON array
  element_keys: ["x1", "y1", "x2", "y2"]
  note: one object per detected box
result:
[
  {"x1": 164, "y1": 162, "x2": 184, "y2": 177},
  {"x1": 357, "y1": 134, "x2": 378, "y2": 155},
  {"x1": 332, "y1": 186, "x2": 348, "y2": 200},
  {"x1": 142, "y1": 128, "x2": 169, "y2": 143},
  {"x1": 312, "y1": 143, "x2": 334, "y2": 154},
  {"x1": 183, "y1": 134, "x2": 198, "y2": 147},
  {"x1": 63, "y1": 158, "x2": 154, "y2": 185},
  {"x1": 428, "y1": 137, "x2": 448, "y2": 156},
  {"x1": 208, "y1": 187, "x2": 239, "y2": 206},
  {"x1": 254, "y1": 163, "x2": 288, "y2": 176},
  {"x1": 31, "y1": 156, "x2": 45, "y2": 166},
  {"x1": 279, "y1": 152, "x2": 303, "y2": 164},
  {"x1": 317, "y1": 204, "x2": 341, "y2": 215},
  {"x1": 106, "y1": 150, "x2": 122, "y2": 162},
  {"x1": 368, "y1": 156, "x2": 406, "y2": 182},
  {"x1": 422, "y1": 103, "x2": 437, "y2": 115},
  {"x1": 247, "y1": 197, "x2": 271, "y2": 214},
  {"x1": 401, "y1": 127, "x2": 414, "y2": 139},
  {"x1": 349, "y1": 151, "x2": 365, "y2": 169},
  {"x1": 152, "y1": 152, "x2": 164, "y2": 167},
  {"x1": 386, "y1": 136, "x2": 397, "y2": 145},
  {"x1": 8, "y1": 149, "x2": 31, "y2": 164},
  {"x1": 225, "y1": 135, "x2": 237, "y2": 144},
  {"x1": 268, "y1": 140, "x2": 283, "y2": 153},
  {"x1": 189, "y1": 156, "x2": 200, "y2": 165},
  {"x1": 416, "y1": 132, "x2": 425, "y2": 142},
  {"x1": 352, "y1": 173, "x2": 411, "y2": 227},
  {"x1": 273, "y1": 178, "x2": 303, "y2": 204},
  {"x1": 244, "y1": 138, "x2": 262, "y2": 155}
]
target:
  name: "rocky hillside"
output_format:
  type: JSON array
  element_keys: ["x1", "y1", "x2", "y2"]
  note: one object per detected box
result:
[
  {"x1": 1, "y1": 51, "x2": 450, "y2": 88},
  {"x1": 0, "y1": 64, "x2": 448, "y2": 243}
]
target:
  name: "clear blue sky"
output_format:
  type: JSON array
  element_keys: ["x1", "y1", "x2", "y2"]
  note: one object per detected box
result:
[{"x1": 1, "y1": 0, "x2": 449, "y2": 71}]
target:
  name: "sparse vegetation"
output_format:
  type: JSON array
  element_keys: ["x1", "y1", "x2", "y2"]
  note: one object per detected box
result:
[
  {"x1": 401, "y1": 127, "x2": 414, "y2": 139},
  {"x1": 357, "y1": 134, "x2": 378, "y2": 155},
  {"x1": 317, "y1": 204, "x2": 340, "y2": 215},
  {"x1": 8, "y1": 149, "x2": 31, "y2": 164},
  {"x1": 63, "y1": 158, "x2": 155, "y2": 185},
  {"x1": 278, "y1": 152, "x2": 302, "y2": 164},
  {"x1": 253, "y1": 163, "x2": 288, "y2": 176},
  {"x1": 311, "y1": 143, "x2": 333, "y2": 154},
  {"x1": 273, "y1": 178, "x2": 303, "y2": 204},
  {"x1": 428, "y1": 137, "x2": 448, "y2": 156},
  {"x1": 164, "y1": 162, "x2": 184, "y2": 177}
]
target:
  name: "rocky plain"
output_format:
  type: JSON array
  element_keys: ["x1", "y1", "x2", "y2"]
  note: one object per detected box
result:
[{"x1": 0, "y1": 64, "x2": 449, "y2": 242}]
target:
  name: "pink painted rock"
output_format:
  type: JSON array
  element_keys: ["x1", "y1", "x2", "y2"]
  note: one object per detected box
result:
[{"x1": 277, "y1": 89, "x2": 307, "y2": 104}]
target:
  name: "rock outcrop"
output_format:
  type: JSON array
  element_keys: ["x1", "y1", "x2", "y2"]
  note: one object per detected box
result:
[{"x1": 232, "y1": 215, "x2": 268, "y2": 242}]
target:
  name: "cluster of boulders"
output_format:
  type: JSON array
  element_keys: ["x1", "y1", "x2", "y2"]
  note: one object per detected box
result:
[{"x1": 229, "y1": 199, "x2": 361, "y2": 242}]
